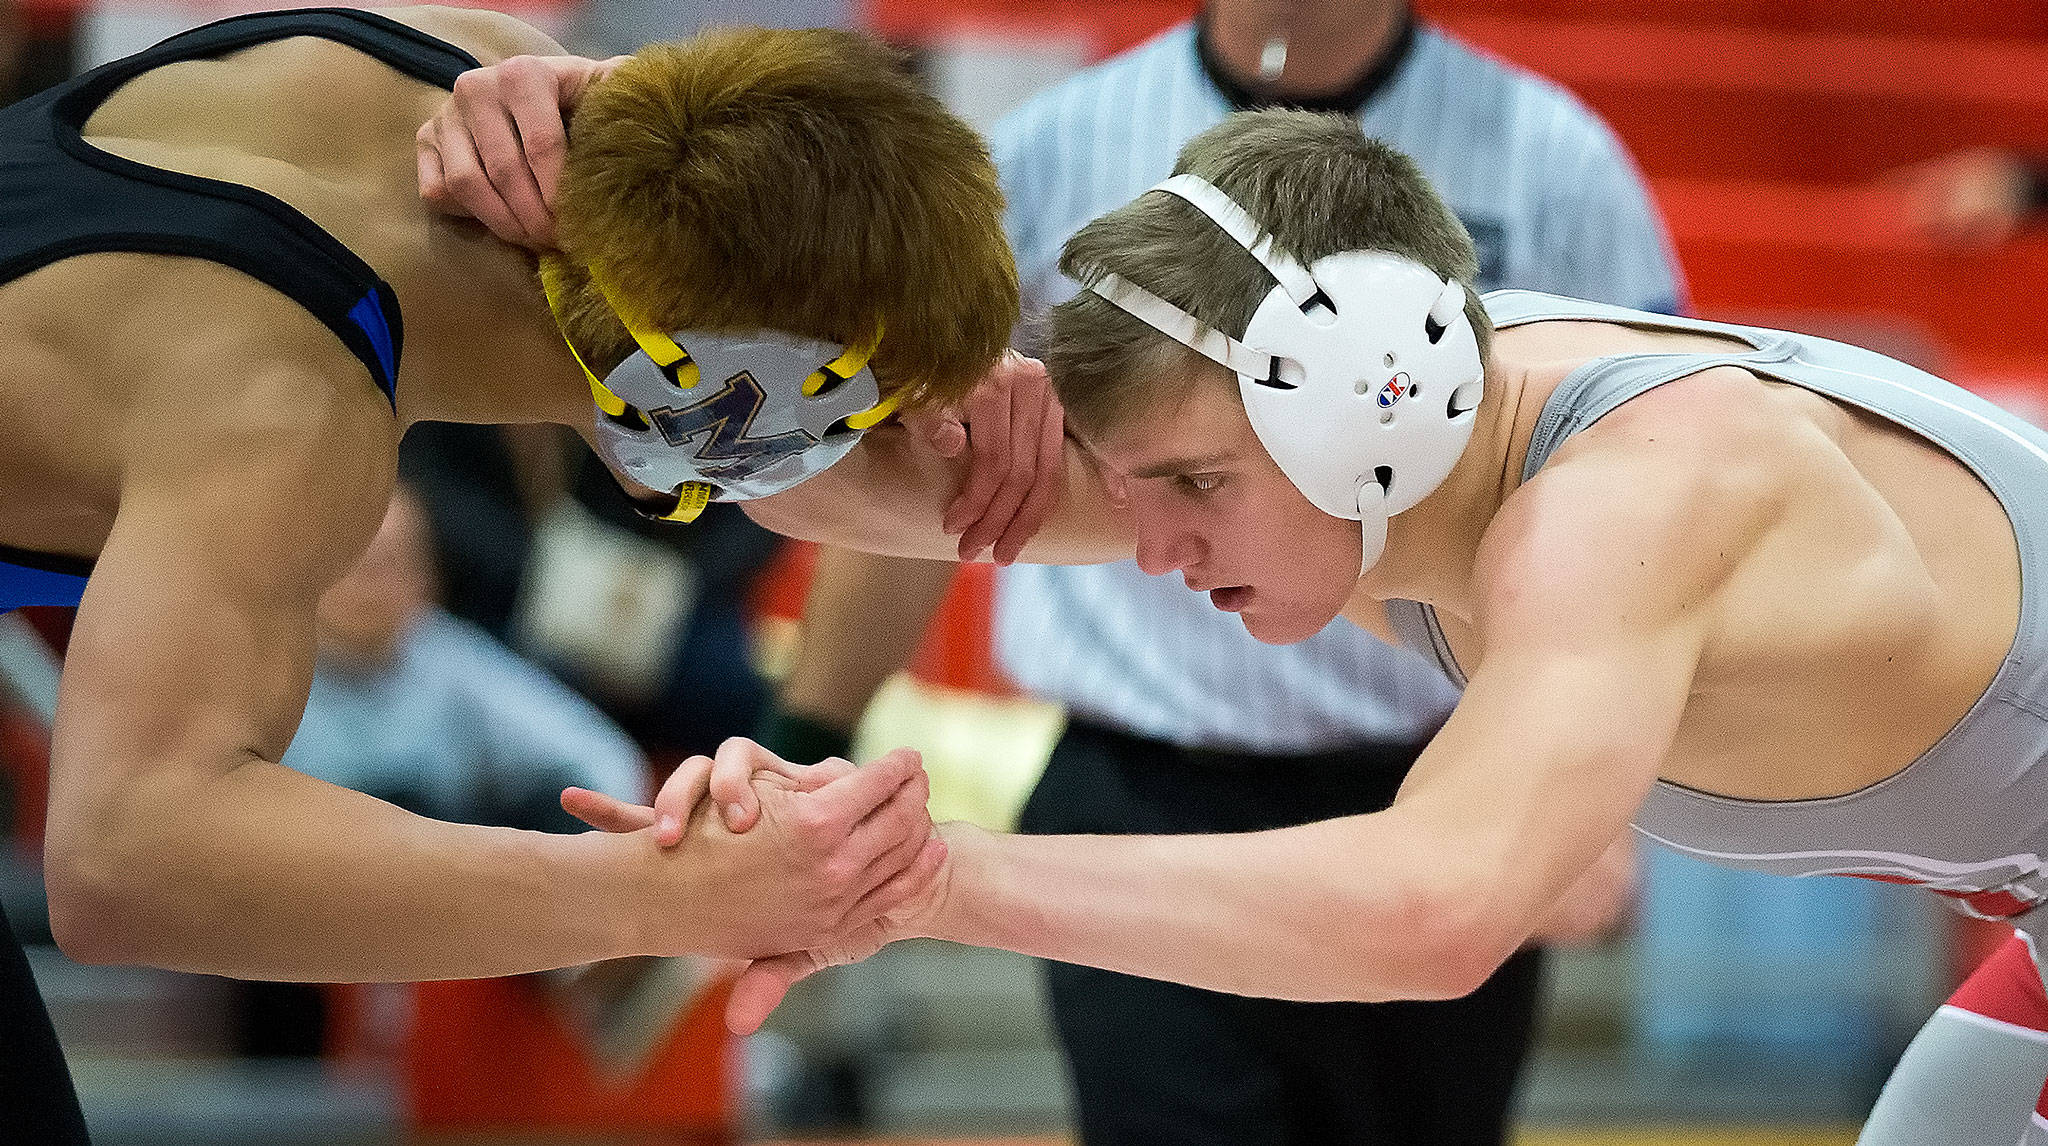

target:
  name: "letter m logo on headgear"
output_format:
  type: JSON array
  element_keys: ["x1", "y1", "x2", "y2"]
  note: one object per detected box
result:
[{"x1": 648, "y1": 370, "x2": 817, "y2": 482}]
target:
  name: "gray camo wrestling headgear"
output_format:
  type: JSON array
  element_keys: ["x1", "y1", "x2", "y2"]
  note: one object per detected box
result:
[{"x1": 542, "y1": 258, "x2": 898, "y2": 522}]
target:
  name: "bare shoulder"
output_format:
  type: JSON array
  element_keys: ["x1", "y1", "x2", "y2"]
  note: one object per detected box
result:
[
  {"x1": 371, "y1": 5, "x2": 566, "y2": 66},
  {"x1": 62, "y1": 317, "x2": 401, "y2": 784},
  {"x1": 1476, "y1": 366, "x2": 1787, "y2": 644},
  {"x1": 116, "y1": 264, "x2": 402, "y2": 594}
]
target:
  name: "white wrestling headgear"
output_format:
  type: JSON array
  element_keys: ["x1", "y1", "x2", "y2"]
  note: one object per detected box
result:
[
  {"x1": 1087, "y1": 174, "x2": 1484, "y2": 572},
  {"x1": 541, "y1": 258, "x2": 899, "y2": 522}
]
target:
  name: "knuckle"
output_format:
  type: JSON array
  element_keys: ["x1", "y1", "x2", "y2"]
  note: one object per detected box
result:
[
  {"x1": 790, "y1": 803, "x2": 834, "y2": 838},
  {"x1": 821, "y1": 856, "x2": 859, "y2": 891}
]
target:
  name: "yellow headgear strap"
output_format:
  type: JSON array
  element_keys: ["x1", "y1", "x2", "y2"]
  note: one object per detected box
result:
[
  {"x1": 804, "y1": 325, "x2": 882, "y2": 396},
  {"x1": 539, "y1": 257, "x2": 632, "y2": 417},
  {"x1": 658, "y1": 483, "x2": 713, "y2": 524},
  {"x1": 845, "y1": 387, "x2": 901, "y2": 430}
]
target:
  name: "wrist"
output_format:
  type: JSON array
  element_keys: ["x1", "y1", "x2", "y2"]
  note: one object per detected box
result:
[
  {"x1": 561, "y1": 827, "x2": 670, "y2": 958},
  {"x1": 919, "y1": 821, "x2": 1003, "y2": 945}
]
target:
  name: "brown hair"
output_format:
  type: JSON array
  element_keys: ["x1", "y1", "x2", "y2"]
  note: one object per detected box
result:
[
  {"x1": 553, "y1": 27, "x2": 1018, "y2": 411},
  {"x1": 1047, "y1": 110, "x2": 1490, "y2": 438}
]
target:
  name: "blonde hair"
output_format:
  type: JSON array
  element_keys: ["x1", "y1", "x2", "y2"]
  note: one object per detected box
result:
[
  {"x1": 553, "y1": 27, "x2": 1019, "y2": 411},
  {"x1": 1048, "y1": 110, "x2": 1490, "y2": 437}
]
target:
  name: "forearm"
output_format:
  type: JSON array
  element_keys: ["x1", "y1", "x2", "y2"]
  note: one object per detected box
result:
[
  {"x1": 779, "y1": 548, "x2": 957, "y2": 731},
  {"x1": 925, "y1": 818, "x2": 1506, "y2": 1003},
  {"x1": 744, "y1": 424, "x2": 1128, "y2": 565},
  {"x1": 48, "y1": 754, "x2": 667, "y2": 981}
]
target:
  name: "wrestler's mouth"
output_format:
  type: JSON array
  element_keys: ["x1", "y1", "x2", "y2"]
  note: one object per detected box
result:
[{"x1": 1208, "y1": 586, "x2": 1252, "y2": 612}]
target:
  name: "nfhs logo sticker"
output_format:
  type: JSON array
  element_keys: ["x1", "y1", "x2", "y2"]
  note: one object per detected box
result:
[{"x1": 1376, "y1": 372, "x2": 1411, "y2": 409}]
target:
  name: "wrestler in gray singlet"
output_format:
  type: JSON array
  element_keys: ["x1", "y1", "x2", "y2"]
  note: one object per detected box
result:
[
  {"x1": 1387, "y1": 289, "x2": 2048, "y2": 1146},
  {"x1": 1395, "y1": 289, "x2": 2048, "y2": 929}
]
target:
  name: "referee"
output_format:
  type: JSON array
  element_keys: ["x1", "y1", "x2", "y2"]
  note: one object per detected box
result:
[{"x1": 766, "y1": 2, "x2": 1685, "y2": 1143}]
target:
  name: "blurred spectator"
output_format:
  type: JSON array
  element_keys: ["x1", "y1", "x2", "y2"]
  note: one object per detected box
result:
[
  {"x1": 286, "y1": 486, "x2": 647, "y2": 831},
  {"x1": 1896, "y1": 147, "x2": 2048, "y2": 249},
  {"x1": 400, "y1": 423, "x2": 777, "y2": 764},
  {"x1": 513, "y1": 453, "x2": 779, "y2": 761},
  {"x1": 4, "y1": 0, "x2": 75, "y2": 106}
]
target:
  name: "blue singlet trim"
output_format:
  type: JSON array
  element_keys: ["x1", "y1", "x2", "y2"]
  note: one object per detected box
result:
[{"x1": 347, "y1": 289, "x2": 398, "y2": 399}]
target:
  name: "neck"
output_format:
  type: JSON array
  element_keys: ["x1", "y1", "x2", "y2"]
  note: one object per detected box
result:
[
  {"x1": 1201, "y1": 2, "x2": 1409, "y2": 106},
  {"x1": 1353, "y1": 354, "x2": 1537, "y2": 620},
  {"x1": 387, "y1": 241, "x2": 597, "y2": 432}
]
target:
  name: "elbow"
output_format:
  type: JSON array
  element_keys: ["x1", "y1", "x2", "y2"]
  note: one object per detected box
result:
[
  {"x1": 1365, "y1": 878, "x2": 1525, "y2": 1002},
  {"x1": 45, "y1": 839, "x2": 138, "y2": 961},
  {"x1": 1411, "y1": 926, "x2": 1520, "y2": 1002},
  {"x1": 44, "y1": 832, "x2": 158, "y2": 966}
]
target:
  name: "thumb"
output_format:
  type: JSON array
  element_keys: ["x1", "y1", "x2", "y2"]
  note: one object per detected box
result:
[
  {"x1": 651, "y1": 755, "x2": 714, "y2": 847},
  {"x1": 710, "y1": 737, "x2": 773, "y2": 832},
  {"x1": 725, "y1": 951, "x2": 823, "y2": 1035}
]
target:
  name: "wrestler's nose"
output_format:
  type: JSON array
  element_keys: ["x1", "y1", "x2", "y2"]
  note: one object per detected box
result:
[{"x1": 1134, "y1": 513, "x2": 1203, "y2": 577}]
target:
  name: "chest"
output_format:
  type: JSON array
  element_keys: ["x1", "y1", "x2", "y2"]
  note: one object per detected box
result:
[{"x1": 1440, "y1": 412, "x2": 2022, "y2": 802}]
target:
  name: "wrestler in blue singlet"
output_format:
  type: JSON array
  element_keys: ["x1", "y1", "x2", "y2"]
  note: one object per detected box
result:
[{"x1": 0, "y1": 11, "x2": 480, "y2": 1137}]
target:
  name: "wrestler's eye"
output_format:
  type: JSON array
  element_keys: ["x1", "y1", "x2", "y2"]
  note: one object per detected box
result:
[{"x1": 1177, "y1": 473, "x2": 1225, "y2": 495}]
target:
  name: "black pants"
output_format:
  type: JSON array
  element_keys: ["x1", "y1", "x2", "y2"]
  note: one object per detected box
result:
[
  {"x1": 1018, "y1": 720, "x2": 1544, "y2": 1146},
  {"x1": 0, "y1": 900, "x2": 90, "y2": 1144}
]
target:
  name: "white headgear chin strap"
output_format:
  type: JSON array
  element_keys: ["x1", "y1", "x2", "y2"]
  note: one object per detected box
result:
[{"x1": 1088, "y1": 173, "x2": 1478, "y2": 575}]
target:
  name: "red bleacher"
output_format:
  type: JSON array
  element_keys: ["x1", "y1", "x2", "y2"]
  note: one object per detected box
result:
[
  {"x1": 1435, "y1": 21, "x2": 2048, "y2": 183},
  {"x1": 1421, "y1": 0, "x2": 2048, "y2": 38},
  {"x1": 872, "y1": 0, "x2": 2048, "y2": 373},
  {"x1": 1415, "y1": 0, "x2": 2048, "y2": 380}
]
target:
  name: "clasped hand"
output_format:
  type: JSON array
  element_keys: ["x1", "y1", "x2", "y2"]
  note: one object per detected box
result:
[{"x1": 562, "y1": 737, "x2": 948, "y2": 1033}]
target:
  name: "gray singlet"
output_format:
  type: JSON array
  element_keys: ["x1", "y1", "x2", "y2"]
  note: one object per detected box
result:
[{"x1": 1387, "y1": 289, "x2": 2048, "y2": 956}]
